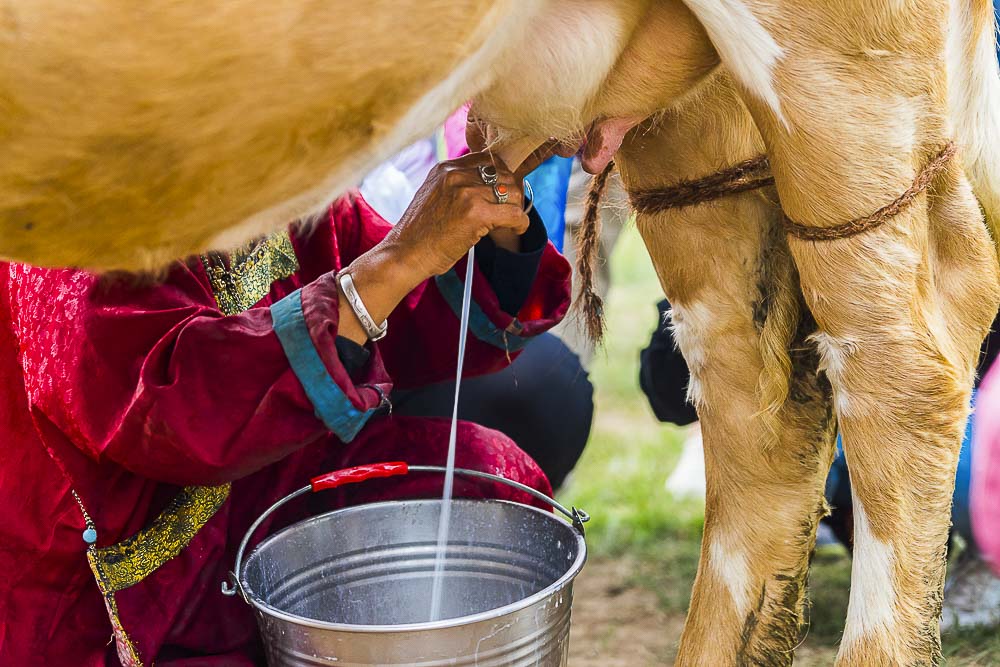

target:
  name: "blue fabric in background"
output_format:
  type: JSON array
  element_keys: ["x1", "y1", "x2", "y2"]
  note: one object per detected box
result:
[
  {"x1": 524, "y1": 156, "x2": 574, "y2": 253},
  {"x1": 953, "y1": 391, "x2": 976, "y2": 541}
]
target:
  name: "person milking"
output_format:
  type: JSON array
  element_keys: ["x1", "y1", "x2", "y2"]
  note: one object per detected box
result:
[{"x1": 0, "y1": 147, "x2": 570, "y2": 665}]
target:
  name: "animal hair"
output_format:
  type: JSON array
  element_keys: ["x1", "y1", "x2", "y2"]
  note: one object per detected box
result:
[{"x1": 574, "y1": 161, "x2": 616, "y2": 344}]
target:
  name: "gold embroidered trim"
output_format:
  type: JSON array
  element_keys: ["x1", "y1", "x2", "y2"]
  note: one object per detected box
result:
[
  {"x1": 200, "y1": 229, "x2": 300, "y2": 316},
  {"x1": 88, "y1": 484, "x2": 231, "y2": 594}
]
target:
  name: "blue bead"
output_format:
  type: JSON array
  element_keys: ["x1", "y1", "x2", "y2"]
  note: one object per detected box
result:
[{"x1": 82, "y1": 528, "x2": 97, "y2": 544}]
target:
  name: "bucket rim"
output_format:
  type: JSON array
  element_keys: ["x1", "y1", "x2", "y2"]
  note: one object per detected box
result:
[{"x1": 239, "y1": 497, "x2": 587, "y2": 633}]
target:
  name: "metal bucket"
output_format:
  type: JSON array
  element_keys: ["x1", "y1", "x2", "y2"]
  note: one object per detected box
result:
[{"x1": 222, "y1": 463, "x2": 589, "y2": 666}]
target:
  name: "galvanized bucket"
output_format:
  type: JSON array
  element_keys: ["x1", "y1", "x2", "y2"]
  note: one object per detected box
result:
[{"x1": 222, "y1": 462, "x2": 589, "y2": 666}]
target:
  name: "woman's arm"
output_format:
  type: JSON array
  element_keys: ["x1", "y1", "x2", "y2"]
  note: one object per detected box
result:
[
  {"x1": 335, "y1": 150, "x2": 542, "y2": 344},
  {"x1": 329, "y1": 150, "x2": 572, "y2": 389},
  {"x1": 10, "y1": 150, "x2": 551, "y2": 485}
]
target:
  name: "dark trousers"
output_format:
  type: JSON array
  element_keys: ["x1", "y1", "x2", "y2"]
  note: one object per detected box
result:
[{"x1": 391, "y1": 333, "x2": 594, "y2": 490}]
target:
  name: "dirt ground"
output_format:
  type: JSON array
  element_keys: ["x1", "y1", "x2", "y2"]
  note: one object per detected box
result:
[
  {"x1": 567, "y1": 558, "x2": 838, "y2": 667},
  {"x1": 568, "y1": 558, "x2": 681, "y2": 666}
]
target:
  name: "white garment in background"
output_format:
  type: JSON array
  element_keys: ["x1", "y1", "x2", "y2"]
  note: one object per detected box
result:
[
  {"x1": 359, "y1": 138, "x2": 438, "y2": 224},
  {"x1": 665, "y1": 424, "x2": 707, "y2": 500}
]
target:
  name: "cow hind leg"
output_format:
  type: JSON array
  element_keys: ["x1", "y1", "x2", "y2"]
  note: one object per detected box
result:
[
  {"x1": 660, "y1": 232, "x2": 837, "y2": 667},
  {"x1": 619, "y1": 76, "x2": 842, "y2": 663},
  {"x1": 668, "y1": 292, "x2": 837, "y2": 666},
  {"x1": 684, "y1": 1, "x2": 1000, "y2": 660},
  {"x1": 790, "y1": 163, "x2": 1000, "y2": 665},
  {"x1": 624, "y1": 150, "x2": 837, "y2": 665}
]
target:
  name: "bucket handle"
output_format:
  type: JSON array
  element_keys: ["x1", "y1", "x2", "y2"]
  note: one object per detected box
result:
[{"x1": 221, "y1": 462, "x2": 589, "y2": 599}]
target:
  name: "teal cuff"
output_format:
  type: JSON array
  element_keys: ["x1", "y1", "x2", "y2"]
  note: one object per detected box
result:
[
  {"x1": 271, "y1": 289, "x2": 374, "y2": 442},
  {"x1": 434, "y1": 269, "x2": 529, "y2": 353}
]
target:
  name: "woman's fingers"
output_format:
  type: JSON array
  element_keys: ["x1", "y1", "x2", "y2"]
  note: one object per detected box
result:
[
  {"x1": 442, "y1": 152, "x2": 525, "y2": 209},
  {"x1": 427, "y1": 151, "x2": 531, "y2": 251},
  {"x1": 477, "y1": 199, "x2": 530, "y2": 236},
  {"x1": 447, "y1": 149, "x2": 511, "y2": 177},
  {"x1": 460, "y1": 177, "x2": 524, "y2": 209}
]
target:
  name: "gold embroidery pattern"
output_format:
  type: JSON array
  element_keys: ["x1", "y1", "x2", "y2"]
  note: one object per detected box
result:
[
  {"x1": 200, "y1": 230, "x2": 300, "y2": 316},
  {"x1": 88, "y1": 484, "x2": 231, "y2": 594}
]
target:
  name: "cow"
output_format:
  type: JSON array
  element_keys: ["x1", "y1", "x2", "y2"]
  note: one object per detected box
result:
[{"x1": 2, "y1": 1, "x2": 999, "y2": 664}]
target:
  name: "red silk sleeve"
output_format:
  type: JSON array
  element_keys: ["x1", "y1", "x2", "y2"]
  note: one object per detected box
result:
[{"x1": 6, "y1": 260, "x2": 385, "y2": 486}]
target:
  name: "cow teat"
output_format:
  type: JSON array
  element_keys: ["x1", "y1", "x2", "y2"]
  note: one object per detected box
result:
[{"x1": 581, "y1": 116, "x2": 646, "y2": 174}]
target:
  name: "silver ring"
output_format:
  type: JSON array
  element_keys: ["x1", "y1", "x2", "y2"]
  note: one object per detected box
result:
[
  {"x1": 478, "y1": 164, "x2": 499, "y2": 185},
  {"x1": 493, "y1": 184, "x2": 509, "y2": 204},
  {"x1": 523, "y1": 179, "x2": 534, "y2": 215}
]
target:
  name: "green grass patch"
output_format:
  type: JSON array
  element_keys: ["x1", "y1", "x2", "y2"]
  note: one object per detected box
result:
[{"x1": 560, "y1": 226, "x2": 700, "y2": 556}]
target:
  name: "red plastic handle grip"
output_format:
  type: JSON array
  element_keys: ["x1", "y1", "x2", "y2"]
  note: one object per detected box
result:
[{"x1": 310, "y1": 462, "x2": 410, "y2": 492}]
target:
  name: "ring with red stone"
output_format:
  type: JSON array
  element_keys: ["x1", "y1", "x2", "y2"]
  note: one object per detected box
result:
[{"x1": 493, "y1": 183, "x2": 509, "y2": 204}]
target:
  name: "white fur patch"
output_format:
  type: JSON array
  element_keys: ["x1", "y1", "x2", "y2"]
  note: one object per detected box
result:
[
  {"x1": 946, "y1": 0, "x2": 1000, "y2": 226},
  {"x1": 810, "y1": 331, "x2": 858, "y2": 415},
  {"x1": 682, "y1": 0, "x2": 788, "y2": 128},
  {"x1": 710, "y1": 533, "x2": 752, "y2": 616},
  {"x1": 841, "y1": 493, "x2": 898, "y2": 650},
  {"x1": 882, "y1": 95, "x2": 920, "y2": 157},
  {"x1": 668, "y1": 301, "x2": 713, "y2": 408}
]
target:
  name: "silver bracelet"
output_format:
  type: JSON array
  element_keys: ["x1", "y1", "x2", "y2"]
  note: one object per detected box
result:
[
  {"x1": 337, "y1": 271, "x2": 388, "y2": 342},
  {"x1": 523, "y1": 179, "x2": 534, "y2": 215}
]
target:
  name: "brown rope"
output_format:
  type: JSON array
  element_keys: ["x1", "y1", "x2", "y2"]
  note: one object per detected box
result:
[
  {"x1": 783, "y1": 141, "x2": 957, "y2": 241},
  {"x1": 575, "y1": 161, "x2": 615, "y2": 344},
  {"x1": 575, "y1": 141, "x2": 956, "y2": 342},
  {"x1": 629, "y1": 155, "x2": 774, "y2": 214}
]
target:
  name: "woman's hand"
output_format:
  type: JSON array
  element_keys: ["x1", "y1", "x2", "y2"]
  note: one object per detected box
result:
[
  {"x1": 382, "y1": 151, "x2": 532, "y2": 279},
  {"x1": 464, "y1": 117, "x2": 566, "y2": 252},
  {"x1": 336, "y1": 151, "x2": 534, "y2": 344}
]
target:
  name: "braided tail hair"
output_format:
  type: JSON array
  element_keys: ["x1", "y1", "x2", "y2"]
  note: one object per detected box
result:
[{"x1": 573, "y1": 161, "x2": 615, "y2": 344}]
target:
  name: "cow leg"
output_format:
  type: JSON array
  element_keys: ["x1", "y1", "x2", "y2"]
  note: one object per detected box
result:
[
  {"x1": 787, "y1": 163, "x2": 999, "y2": 665},
  {"x1": 618, "y1": 77, "x2": 837, "y2": 665},
  {"x1": 664, "y1": 258, "x2": 835, "y2": 667},
  {"x1": 676, "y1": 3, "x2": 1000, "y2": 662}
]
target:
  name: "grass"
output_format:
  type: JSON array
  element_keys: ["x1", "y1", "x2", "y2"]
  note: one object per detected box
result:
[{"x1": 557, "y1": 225, "x2": 1000, "y2": 664}]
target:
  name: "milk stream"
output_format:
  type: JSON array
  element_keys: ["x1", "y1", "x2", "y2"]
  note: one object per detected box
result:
[{"x1": 428, "y1": 246, "x2": 475, "y2": 622}]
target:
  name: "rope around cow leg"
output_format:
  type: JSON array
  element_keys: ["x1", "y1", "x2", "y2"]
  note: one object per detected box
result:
[
  {"x1": 575, "y1": 161, "x2": 615, "y2": 344},
  {"x1": 578, "y1": 141, "x2": 956, "y2": 343},
  {"x1": 628, "y1": 155, "x2": 774, "y2": 214},
  {"x1": 782, "y1": 142, "x2": 956, "y2": 241}
]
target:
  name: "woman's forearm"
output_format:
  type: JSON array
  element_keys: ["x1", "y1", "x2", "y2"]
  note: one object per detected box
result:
[{"x1": 337, "y1": 243, "x2": 426, "y2": 345}]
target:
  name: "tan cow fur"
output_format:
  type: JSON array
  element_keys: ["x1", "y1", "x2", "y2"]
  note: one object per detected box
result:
[
  {"x1": 476, "y1": 0, "x2": 1000, "y2": 664},
  {"x1": 3, "y1": 1, "x2": 1000, "y2": 664},
  {"x1": 0, "y1": 0, "x2": 546, "y2": 270},
  {"x1": 618, "y1": 74, "x2": 839, "y2": 665},
  {"x1": 0, "y1": 0, "x2": 718, "y2": 271}
]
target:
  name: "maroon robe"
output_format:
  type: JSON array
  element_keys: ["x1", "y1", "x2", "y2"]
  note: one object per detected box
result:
[{"x1": 0, "y1": 193, "x2": 571, "y2": 665}]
